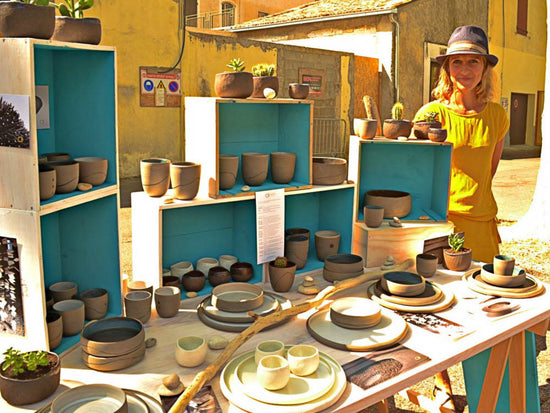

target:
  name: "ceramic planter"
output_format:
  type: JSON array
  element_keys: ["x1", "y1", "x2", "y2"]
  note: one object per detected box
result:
[
  {"x1": 251, "y1": 76, "x2": 279, "y2": 98},
  {"x1": 413, "y1": 121, "x2": 442, "y2": 140},
  {"x1": 353, "y1": 118, "x2": 378, "y2": 140},
  {"x1": 0, "y1": 2, "x2": 55, "y2": 39},
  {"x1": 314, "y1": 230, "x2": 340, "y2": 261},
  {"x1": 383, "y1": 119, "x2": 413, "y2": 139},
  {"x1": 270, "y1": 152, "x2": 296, "y2": 184},
  {"x1": 288, "y1": 83, "x2": 309, "y2": 99},
  {"x1": 42, "y1": 152, "x2": 71, "y2": 162},
  {"x1": 443, "y1": 248, "x2": 472, "y2": 271},
  {"x1": 268, "y1": 260, "x2": 297, "y2": 292},
  {"x1": 52, "y1": 17, "x2": 102, "y2": 45},
  {"x1": 241, "y1": 152, "x2": 269, "y2": 186},
  {"x1": 74, "y1": 157, "x2": 108, "y2": 186},
  {"x1": 218, "y1": 154, "x2": 239, "y2": 190},
  {"x1": 162, "y1": 275, "x2": 181, "y2": 287},
  {"x1": 285, "y1": 228, "x2": 310, "y2": 239},
  {"x1": 46, "y1": 312, "x2": 63, "y2": 350},
  {"x1": 140, "y1": 158, "x2": 171, "y2": 197},
  {"x1": 0, "y1": 351, "x2": 60, "y2": 406},
  {"x1": 428, "y1": 128, "x2": 448, "y2": 142},
  {"x1": 39, "y1": 164, "x2": 56, "y2": 201},
  {"x1": 46, "y1": 160, "x2": 79, "y2": 194},
  {"x1": 181, "y1": 270, "x2": 206, "y2": 292},
  {"x1": 312, "y1": 157, "x2": 347, "y2": 185},
  {"x1": 170, "y1": 161, "x2": 201, "y2": 200},
  {"x1": 214, "y1": 72, "x2": 253, "y2": 98},
  {"x1": 79, "y1": 288, "x2": 108, "y2": 320},
  {"x1": 363, "y1": 205, "x2": 384, "y2": 228},
  {"x1": 364, "y1": 189, "x2": 411, "y2": 219}
]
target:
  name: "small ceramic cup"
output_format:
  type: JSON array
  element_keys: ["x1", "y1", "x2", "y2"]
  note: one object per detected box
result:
[
  {"x1": 175, "y1": 336, "x2": 207, "y2": 368},
  {"x1": 46, "y1": 312, "x2": 63, "y2": 350},
  {"x1": 154, "y1": 286, "x2": 181, "y2": 318},
  {"x1": 255, "y1": 340, "x2": 285, "y2": 365},
  {"x1": 314, "y1": 230, "x2": 340, "y2": 261},
  {"x1": 127, "y1": 280, "x2": 153, "y2": 295},
  {"x1": 364, "y1": 205, "x2": 384, "y2": 228},
  {"x1": 140, "y1": 158, "x2": 171, "y2": 197},
  {"x1": 52, "y1": 299, "x2": 85, "y2": 336},
  {"x1": 49, "y1": 281, "x2": 78, "y2": 303},
  {"x1": 287, "y1": 344, "x2": 319, "y2": 376},
  {"x1": 257, "y1": 355, "x2": 290, "y2": 391},
  {"x1": 170, "y1": 161, "x2": 201, "y2": 200},
  {"x1": 196, "y1": 257, "x2": 219, "y2": 276},
  {"x1": 416, "y1": 253, "x2": 438, "y2": 278},
  {"x1": 270, "y1": 152, "x2": 296, "y2": 184},
  {"x1": 219, "y1": 254, "x2": 238, "y2": 270},
  {"x1": 124, "y1": 291, "x2": 152, "y2": 324},
  {"x1": 241, "y1": 152, "x2": 269, "y2": 186},
  {"x1": 79, "y1": 288, "x2": 108, "y2": 320},
  {"x1": 170, "y1": 261, "x2": 194, "y2": 280},
  {"x1": 493, "y1": 255, "x2": 515, "y2": 276},
  {"x1": 285, "y1": 234, "x2": 309, "y2": 270},
  {"x1": 218, "y1": 154, "x2": 239, "y2": 190}
]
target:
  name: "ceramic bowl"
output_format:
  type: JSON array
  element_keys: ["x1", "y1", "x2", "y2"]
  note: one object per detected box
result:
[
  {"x1": 49, "y1": 281, "x2": 78, "y2": 303},
  {"x1": 428, "y1": 128, "x2": 447, "y2": 142},
  {"x1": 285, "y1": 227, "x2": 310, "y2": 239},
  {"x1": 312, "y1": 157, "x2": 347, "y2": 185},
  {"x1": 197, "y1": 257, "x2": 219, "y2": 276},
  {"x1": 364, "y1": 189, "x2": 412, "y2": 219},
  {"x1": 81, "y1": 343, "x2": 146, "y2": 372},
  {"x1": 175, "y1": 336, "x2": 207, "y2": 368},
  {"x1": 480, "y1": 264, "x2": 526, "y2": 287},
  {"x1": 181, "y1": 270, "x2": 206, "y2": 292},
  {"x1": 254, "y1": 340, "x2": 285, "y2": 365},
  {"x1": 51, "y1": 383, "x2": 127, "y2": 413},
  {"x1": 207, "y1": 266, "x2": 231, "y2": 287},
  {"x1": 322, "y1": 268, "x2": 364, "y2": 282},
  {"x1": 80, "y1": 316, "x2": 145, "y2": 357},
  {"x1": 324, "y1": 254, "x2": 364, "y2": 273},
  {"x1": 52, "y1": 299, "x2": 85, "y2": 336},
  {"x1": 257, "y1": 355, "x2": 290, "y2": 390},
  {"x1": 42, "y1": 152, "x2": 71, "y2": 162},
  {"x1": 74, "y1": 156, "x2": 108, "y2": 186},
  {"x1": 39, "y1": 164, "x2": 56, "y2": 201},
  {"x1": 170, "y1": 261, "x2": 194, "y2": 279},
  {"x1": 287, "y1": 344, "x2": 319, "y2": 376},
  {"x1": 381, "y1": 271, "x2": 426, "y2": 297},
  {"x1": 46, "y1": 160, "x2": 80, "y2": 194},
  {"x1": 288, "y1": 83, "x2": 309, "y2": 99},
  {"x1": 219, "y1": 254, "x2": 238, "y2": 270},
  {"x1": 127, "y1": 280, "x2": 153, "y2": 295},
  {"x1": 162, "y1": 275, "x2": 181, "y2": 287},
  {"x1": 329, "y1": 297, "x2": 382, "y2": 329},
  {"x1": 211, "y1": 282, "x2": 264, "y2": 312},
  {"x1": 229, "y1": 261, "x2": 254, "y2": 282}
]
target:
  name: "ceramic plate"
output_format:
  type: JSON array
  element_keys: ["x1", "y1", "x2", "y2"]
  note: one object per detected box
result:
[
  {"x1": 124, "y1": 389, "x2": 164, "y2": 413},
  {"x1": 375, "y1": 281, "x2": 443, "y2": 306},
  {"x1": 234, "y1": 355, "x2": 335, "y2": 405},
  {"x1": 367, "y1": 282, "x2": 455, "y2": 313},
  {"x1": 463, "y1": 270, "x2": 544, "y2": 299},
  {"x1": 307, "y1": 308, "x2": 408, "y2": 351},
  {"x1": 200, "y1": 293, "x2": 279, "y2": 323},
  {"x1": 220, "y1": 347, "x2": 347, "y2": 413}
]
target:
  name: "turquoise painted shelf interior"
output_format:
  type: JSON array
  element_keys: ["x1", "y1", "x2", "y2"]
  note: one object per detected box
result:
[
  {"x1": 34, "y1": 45, "x2": 117, "y2": 206},
  {"x1": 357, "y1": 141, "x2": 452, "y2": 221},
  {"x1": 218, "y1": 101, "x2": 311, "y2": 196},
  {"x1": 40, "y1": 195, "x2": 121, "y2": 354}
]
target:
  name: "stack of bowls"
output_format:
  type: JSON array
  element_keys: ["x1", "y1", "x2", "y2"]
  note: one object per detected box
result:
[
  {"x1": 323, "y1": 254, "x2": 364, "y2": 282},
  {"x1": 329, "y1": 297, "x2": 382, "y2": 329}
]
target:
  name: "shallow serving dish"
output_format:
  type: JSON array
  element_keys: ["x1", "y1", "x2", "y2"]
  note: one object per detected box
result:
[
  {"x1": 211, "y1": 282, "x2": 264, "y2": 313},
  {"x1": 51, "y1": 383, "x2": 127, "y2": 413},
  {"x1": 80, "y1": 316, "x2": 145, "y2": 357},
  {"x1": 480, "y1": 264, "x2": 526, "y2": 288},
  {"x1": 380, "y1": 271, "x2": 425, "y2": 297},
  {"x1": 324, "y1": 254, "x2": 364, "y2": 273},
  {"x1": 329, "y1": 297, "x2": 382, "y2": 329}
]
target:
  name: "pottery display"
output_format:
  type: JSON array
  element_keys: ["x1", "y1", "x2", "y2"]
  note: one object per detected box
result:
[
  {"x1": 383, "y1": 119, "x2": 413, "y2": 139},
  {"x1": 211, "y1": 282, "x2": 264, "y2": 312},
  {"x1": 208, "y1": 266, "x2": 231, "y2": 287},
  {"x1": 140, "y1": 158, "x2": 171, "y2": 197},
  {"x1": 312, "y1": 157, "x2": 347, "y2": 185},
  {"x1": 46, "y1": 160, "x2": 79, "y2": 194},
  {"x1": 413, "y1": 120, "x2": 442, "y2": 140},
  {"x1": 197, "y1": 257, "x2": 219, "y2": 276},
  {"x1": 52, "y1": 299, "x2": 85, "y2": 336},
  {"x1": 124, "y1": 291, "x2": 152, "y2": 324},
  {"x1": 46, "y1": 312, "x2": 63, "y2": 350},
  {"x1": 428, "y1": 128, "x2": 447, "y2": 142},
  {"x1": 364, "y1": 205, "x2": 384, "y2": 228},
  {"x1": 74, "y1": 156, "x2": 108, "y2": 186},
  {"x1": 229, "y1": 261, "x2": 253, "y2": 282},
  {"x1": 416, "y1": 253, "x2": 438, "y2": 278},
  {"x1": 314, "y1": 230, "x2": 340, "y2": 261},
  {"x1": 81, "y1": 316, "x2": 145, "y2": 357},
  {"x1": 381, "y1": 271, "x2": 425, "y2": 297},
  {"x1": 162, "y1": 275, "x2": 181, "y2": 287},
  {"x1": 79, "y1": 288, "x2": 108, "y2": 320},
  {"x1": 287, "y1": 345, "x2": 319, "y2": 376},
  {"x1": 170, "y1": 161, "x2": 201, "y2": 200},
  {"x1": 42, "y1": 152, "x2": 71, "y2": 162},
  {"x1": 181, "y1": 270, "x2": 206, "y2": 292},
  {"x1": 329, "y1": 297, "x2": 382, "y2": 329},
  {"x1": 480, "y1": 263, "x2": 526, "y2": 287},
  {"x1": 353, "y1": 118, "x2": 378, "y2": 140},
  {"x1": 285, "y1": 235, "x2": 309, "y2": 270},
  {"x1": 51, "y1": 384, "x2": 126, "y2": 413},
  {"x1": 200, "y1": 294, "x2": 279, "y2": 324},
  {"x1": 215, "y1": 71, "x2": 254, "y2": 98},
  {"x1": 51, "y1": 16, "x2": 102, "y2": 45},
  {"x1": 154, "y1": 286, "x2": 181, "y2": 318},
  {"x1": 493, "y1": 254, "x2": 516, "y2": 276},
  {"x1": 219, "y1": 154, "x2": 239, "y2": 190},
  {"x1": 175, "y1": 336, "x2": 207, "y2": 368},
  {"x1": 171, "y1": 261, "x2": 194, "y2": 280},
  {"x1": 364, "y1": 189, "x2": 412, "y2": 218},
  {"x1": 39, "y1": 164, "x2": 56, "y2": 201},
  {"x1": 270, "y1": 152, "x2": 296, "y2": 184},
  {"x1": 127, "y1": 280, "x2": 153, "y2": 295},
  {"x1": 257, "y1": 355, "x2": 290, "y2": 390},
  {"x1": 285, "y1": 227, "x2": 310, "y2": 239},
  {"x1": 49, "y1": 281, "x2": 78, "y2": 302},
  {"x1": 324, "y1": 254, "x2": 364, "y2": 273},
  {"x1": 268, "y1": 259, "x2": 297, "y2": 292},
  {"x1": 254, "y1": 340, "x2": 285, "y2": 365},
  {"x1": 288, "y1": 83, "x2": 310, "y2": 99},
  {"x1": 252, "y1": 76, "x2": 279, "y2": 98},
  {"x1": 219, "y1": 254, "x2": 238, "y2": 270},
  {"x1": 241, "y1": 152, "x2": 269, "y2": 186}
]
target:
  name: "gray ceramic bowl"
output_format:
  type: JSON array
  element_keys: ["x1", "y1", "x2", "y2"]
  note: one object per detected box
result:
[
  {"x1": 380, "y1": 271, "x2": 425, "y2": 297},
  {"x1": 80, "y1": 316, "x2": 145, "y2": 357},
  {"x1": 324, "y1": 254, "x2": 364, "y2": 273},
  {"x1": 480, "y1": 264, "x2": 526, "y2": 287}
]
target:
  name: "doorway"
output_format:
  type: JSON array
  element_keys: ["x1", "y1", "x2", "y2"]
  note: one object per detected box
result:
[{"x1": 510, "y1": 93, "x2": 528, "y2": 145}]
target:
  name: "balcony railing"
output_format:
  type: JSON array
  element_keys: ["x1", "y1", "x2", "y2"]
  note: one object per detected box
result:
[{"x1": 186, "y1": 9, "x2": 235, "y2": 29}]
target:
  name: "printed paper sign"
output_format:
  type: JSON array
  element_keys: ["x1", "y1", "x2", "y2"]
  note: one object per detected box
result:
[{"x1": 256, "y1": 189, "x2": 285, "y2": 264}]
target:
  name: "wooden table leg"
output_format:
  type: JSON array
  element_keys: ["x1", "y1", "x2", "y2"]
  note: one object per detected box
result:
[
  {"x1": 376, "y1": 399, "x2": 389, "y2": 413},
  {"x1": 477, "y1": 337, "x2": 512, "y2": 412},
  {"x1": 509, "y1": 331, "x2": 526, "y2": 413}
]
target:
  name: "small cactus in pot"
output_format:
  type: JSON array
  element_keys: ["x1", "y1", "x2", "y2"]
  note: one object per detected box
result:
[
  {"x1": 215, "y1": 58, "x2": 254, "y2": 98},
  {"x1": 268, "y1": 256, "x2": 296, "y2": 292},
  {"x1": 414, "y1": 111, "x2": 442, "y2": 140},
  {"x1": 251, "y1": 63, "x2": 278, "y2": 98},
  {"x1": 383, "y1": 102, "x2": 413, "y2": 139}
]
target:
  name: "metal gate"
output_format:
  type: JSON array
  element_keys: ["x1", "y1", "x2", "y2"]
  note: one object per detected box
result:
[{"x1": 313, "y1": 118, "x2": 348, "y2": 159}]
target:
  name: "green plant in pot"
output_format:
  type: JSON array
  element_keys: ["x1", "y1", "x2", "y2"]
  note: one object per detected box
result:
[
  {"x1": 443, "y1": 232, "x2": 472, "y2": 271},
  {"x1": 413, "y1": 111, "x2": 442, "y2": 140},
  {"x1": 0, "y1": 0, "x2": 55, "y2": 39},
  {"x1": 268, "y1": 256, "x2": 297, "y2": 293},
  {"x1": 383, "y1": 102, "x2": 413, "y2": 140},
  {"x1": 0, "y1": 347, "x2": 61, "y2": 406},
  {"x1": 50, "y1": 0, "x2": 102, "y2": 45},
  {"x1": 251, "y1": 63, "x2": 279, "y2": 98},
  {"x1": 214, "y1": 58, "x2": 254, "y2": 99}
]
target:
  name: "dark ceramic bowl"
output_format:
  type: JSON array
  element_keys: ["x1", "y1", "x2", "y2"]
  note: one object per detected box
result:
[
  {"x1": 230, "y1": 262, "x2": 254, "y2": 282},
  {"x1": 162, "y1": 275, "x2": 180, "y2": 287},
  {"x1": 208, "y1": 266, "x2": 231, "y2": 287},
  {"x1": 285, "y1": 228, "x2": 310, "y2": 240},
  {"x1": 181, "y1": 270, "x2": 206, "y2": 292}
]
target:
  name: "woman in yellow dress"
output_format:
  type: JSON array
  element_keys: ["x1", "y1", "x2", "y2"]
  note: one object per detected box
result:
[{"x1": 414, "y1": 25, "x2": 510, "y2": 263}]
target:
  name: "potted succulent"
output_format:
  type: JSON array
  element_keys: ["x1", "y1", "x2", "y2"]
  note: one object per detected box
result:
[
  {"x1": 51, "y1": 0, "x2": 101, "y2": 45},
  {"x1": 0, "y1": 347, "x2": 61, "y2": 406},
  {"x1": 268, "y1": 256, "x2": 296, "y2": 293},
  {"x1": 443, "y1": 232, "x2": 472, "y2": 271},
  {"x1": 214, "y1": 58, "x2": 254, "y2": 99},
  {"x1": 383, "y1": 102, "x2": 413, "y2": 139},
  {"x1": 0, "y1": 0, "x2": 55, "y2": 39},
  {"x1": 413, "y1": 111, "x2": 442, "y2": 140},
  {"x1": 251, "y1": 63, "x2": 278, "y2": 98}
]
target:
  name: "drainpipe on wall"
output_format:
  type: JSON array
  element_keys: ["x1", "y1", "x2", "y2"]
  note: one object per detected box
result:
[{"x1": 389, "y1": 10, "x2": 399, "y2": 103}]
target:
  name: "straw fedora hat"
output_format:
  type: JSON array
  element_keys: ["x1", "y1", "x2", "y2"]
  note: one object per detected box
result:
[{"x1": 435, "y1": 25, "x2": 498, "y2": 66}]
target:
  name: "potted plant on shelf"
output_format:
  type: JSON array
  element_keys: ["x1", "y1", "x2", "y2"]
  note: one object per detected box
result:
[
  {"x1": 0, "y1": 347, "x2": 61, "y2": 406},
  {"x1": 251, "y1": 63, "x2": 278, "y2": 98},
  {"x1": 413, "y1": 111, "x2": 442, "y2": 140},
  {"x1": 51, "y1": 0, "x2": 101, "y2": 45},
  {"x1": 214, "y1": 58, "x2": 254, "y2": 99},
  {"x1": 383, "y1": 102, "x2": 413, "y2": 140},
  {"x1": 268, "y1": 256, "x2": 296, "y2": 293},
  {"x1": 443, "y1": 232, "x2": 472, "y2": 271},
  {"x1": 0, "y1": 0, "x2": 55, "y2": 39}
]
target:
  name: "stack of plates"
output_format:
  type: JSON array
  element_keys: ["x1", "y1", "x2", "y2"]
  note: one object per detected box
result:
[
  {"x1": 220, "y1": 347, "x2": 347, "y2": 412},
  {"x1": 463, "y1": 268, "x2": 545, "y2": 299}
]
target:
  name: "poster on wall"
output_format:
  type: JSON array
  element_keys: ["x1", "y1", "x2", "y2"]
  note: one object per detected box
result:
[
  {"x1": 140, "y1": 67, "x2": 181, "y2": 107},
  {"x1": 0, "y1": 236, "x2": 25, "y2": 336},
  {"x1": 298, "y1": 68, "x2": 325, "y2": 96},
  {"x1": 0, "y1": 94, "x2": 30, "y2": 149},
  {"x1": 35, "y1": 85, "x2": 51, "y2": 130}
]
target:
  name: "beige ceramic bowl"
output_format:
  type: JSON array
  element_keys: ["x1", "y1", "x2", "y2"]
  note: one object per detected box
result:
[
  {"x1": 330, "y1": 297, "x2": 382, "y2": 329},
  {"x1": 49, "y1": 281, "x2": 78, "y2": 303},
  {"x1": 257, "y1": 355, "x2": 290, "y2": 390},
  {"x1": 364, "y1": 189, "x2": 412, "y2": 219},
  {"x1": 80, "y1": 316, "x2": 145, "y2": 357},
  {"x1": 480, "y1": 264, "x2": 526, "y2": 288},
  {"x1": 211, "y1": 282, "x2": 264, "y2": 313},
  {"x1": 381, "y1": 271, "x2": 426, "y2": 297},
  {"x1": 175, "y1": 336, "x2": 207, "y2": 368},
  {"x1": 312, "y1": 157, "x2": 347, "y2": 185},
  {"x1": 287, "y1": 344, "x2": 320, "y2": 376},
  {"x1": 254, "y1": 340, "x2": 285, "y2": 365},
  {"x1": 51, "y1": 383, "x2": 127, "y2": 413}
]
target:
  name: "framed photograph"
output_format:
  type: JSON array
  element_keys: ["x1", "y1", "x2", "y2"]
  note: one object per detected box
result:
[{"x1": 298, "y1": 68, "x2": 324, "y2": 96}]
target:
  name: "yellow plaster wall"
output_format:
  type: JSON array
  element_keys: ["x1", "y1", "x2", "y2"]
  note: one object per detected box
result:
[
  {"x1": 198, "y1": 0, "x2": 311, "y2": 24},
  {"x1": 340, "y1": 55, "x2": 352, "y2": 137}
]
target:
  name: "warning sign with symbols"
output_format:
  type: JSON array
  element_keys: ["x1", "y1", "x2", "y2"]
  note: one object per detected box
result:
[{"x1": 140, "y1": 67, "x2": 181, "y2": 107}]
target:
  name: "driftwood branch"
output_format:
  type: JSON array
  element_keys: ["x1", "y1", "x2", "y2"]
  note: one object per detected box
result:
[{"x1": 168, "y1": 259, "x2": 413, "y2": 413}]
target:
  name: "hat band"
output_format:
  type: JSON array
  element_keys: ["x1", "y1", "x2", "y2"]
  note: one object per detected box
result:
[{"x1": 447, "y1": 41, "x2": 488, "y2": 55}]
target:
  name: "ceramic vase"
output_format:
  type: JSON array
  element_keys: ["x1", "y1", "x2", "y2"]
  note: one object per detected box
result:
[
  {"x1": 154, "y1": 286, "x2": 181, "y2": 318},
  {"x1": 39, "y1": 164, "x2": 56, "y2": 201},
  {"x1": 241, "y1": 152, "x2": 269, "y2": 186},
  {"x1": 46, "y1": 312, "x2": 63, "y2": 350},
  {"x1": 218, "y1": 154, "x2": 239, "y2": 190},
  {"x1": 124, "y1": 291, "x2": 152, "y2": 324},
  {"x1": 46, "y1": 160, "x2": 79, "y2": 194},
  {"x1": 140, "y1": 158, "x2": 171, "y2": 197},
  {"x1": 181, "y1": 270, "x2": 206, "y2": 292},
  {"x1": 416, "y1": 253, "x2": 438, "y2": 278},
  {"x1": 270, "y1": 152, "x2": 296, "y2": 184},
  {"x1": 364, "y1": 205, "x2": 384, "y2": 228},
  {"x1": 229, "y1": 261, "x2": 254, "y2": 282},
  {"x1": 288, "y1": 83, "x2": 309, "y2": 99},
  {"x1": 285, "y1": 235, "x2": 309, "y2": 270},
  {"x1": 353, "y1": 118, "x2": 378, "y2": 140},
  {"x1": 79, "y1": 288, "x2": 108, "y2": 320},
  {"x1": 493, "y1": 255, "x2": 515, "y2": 275},
  {"x1": 74, "y1": 157, "x2": 108, "y2": 186},
  {"x1": 314, "y1": 230, "x2": 340, "y2": 261},
  {"x1": 208, "y1": 266, "x2": 231, "y2": 287},
  {"x1": 49, "y1": 281, "x2": 78, "y2": 303},
  {"x1": 268, "y1": 260, "x2": 296, "y2": 292},
  {"x1": 52, "y1": 299, "x2": 85, "y2": 336},
  {"x1": 170, "y1": 161, "x2": 201, "y2": 200}
]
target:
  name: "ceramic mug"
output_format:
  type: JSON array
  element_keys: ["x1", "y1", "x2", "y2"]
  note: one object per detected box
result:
[
  {"x1": 154, "y1": 286, "x2": 181, "y2": 318},
  {"x1": 314, "y1": 230, "x2": 340, "y2": 261},
  {"x1": 493, "y1": 255, "x2": 515, "y2": 275},
  {"x1": 287, "y1": 344, "x2": 319, "y2": 376},
  {"x1": 416, "y1": 253, "x2": 438, "y2": 278},
  {"x1": 49, "y1": 281, "x2": 78, "y2": 303},
  {"x1": 140, "y1": 158, "x2": 171, "y2": 197},
  {"x1": 171, "y1": 261, "x2": 194, "y2": 280},
  {"x1": 254, "y1": 340, "x2": 285, "y2": 365},
  {"x1": 257, "y1": 355, "x2": 290, "y2": 391},
  {"x1": 79, "y1": 288, "x2": 108, "y2": 320},
  {"x1": 52, "y1": 299, "x2": 85, "y2": 336},
  {"x1": 124, "y1": 291, "x2": 152, "y2": 324},
  {"x1": 170, "y1": 161, "x2": 201, "y2": 200},
  {"x1": 364, "y1": 205, "x2": 384, "y2": 228},
  {"x1": 127, "y1": 280, "x2": 153, "y2": 295},
  {"x1": 175, "y1": 336, "x2": 207, "y2": 368}
]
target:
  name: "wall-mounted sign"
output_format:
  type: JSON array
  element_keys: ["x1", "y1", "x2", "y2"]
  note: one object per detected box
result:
[
  {"x1": 140, "y1": 67, "x2": 181, "y2": 107},
  {"x1": 0, "y1": 236, "x2": 25, "y2": 336},
  {"x1": 299, "y1": 68, "x2": 325, "y2": 96}
]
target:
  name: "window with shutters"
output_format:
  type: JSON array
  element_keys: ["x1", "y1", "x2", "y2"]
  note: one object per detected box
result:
[{"x1": 517, "y1": 0, "x2": 528, "y2": 35}]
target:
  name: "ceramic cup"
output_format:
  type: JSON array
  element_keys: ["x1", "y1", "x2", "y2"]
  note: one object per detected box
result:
[
  {"x1": 46, "y1": 160, "x2": 79, "y2": 194},
  {"x1": 79, "y1": 288, "x2": 108, "y2": 320},
  {"x1": 229, "y1": 261, "x2": 254, "y2": 282},
  {"x1": 493, "y1": 255, "x2": 515, "y2": 276},
  {"x1": 140, "y1": 158, "x2": 171, "y2": 197},
  {"x1": 39, "y1": 164, "x2": 56, "y2": 201},
  {"x1": 154, "y1": 286, "x2": 181, "y2": 318},
  {"x1": 270, "y1": 152, "x2": 296, "y2": 184},
  {"x1": 52, "y1": 299, "x2": 85, "y2": 336},
  {"x1": 181, "y1": 270, "x2": 206, "y2": 292},
  {"x1": 170, "y1": 261, "x2": 194, "y2": 280},
  {"x1": 219, "y1": 154, "x2": 239, "y2": 190},
  {"x1": 287, "y1": 344, "x2": 319, "y2": 376},
  {"x1": 219, "y1": 254, "x2": 238, "y2": 270},
  {"x1": 175, "y1": 336, "x2": 207, "y2": 368},
  {"x1": 416, "y1": 253, "x2": 438, "y2": 278},
  {"x1": 257, "y1": 355, "x2": 290, "y2": 391},
  {"x1": 353, "y1": 118, "x2": 378, "y2": 140},
  {"x1": 74, "y1": 156, "x2": 108, "y2": 186},
  {"x1": 196, "y1": 257, "x2": 219, "y2": 276},
  {"x1": 254, "y1": 340, "x2": 285, "y2": 365},
  {"x1": 124, "y1": 291, "x2": 152, "y2": 324},
  {"x1": 241, "y1": 152, "x2": 269, "y2": 186},
  {"x1": 127, "y1": 280, "x2": 153, "y2": 295},
  {"x1": 314, "y1": 230, "x2": 340, "y2": 261},
  {"x1": 49, "y1": 281, "x2": 78, "y2": 303},
  {"x1": 364, "y1": 205, "x2": 384, "y2": 228},
  {"x1": 46, "y1": 312, "x2": 63, "y2": 350},
  {"x1": 285, "y1": 234, "x2": 309, "y2": 270},
  {"x1": 170, "y1": 161, "x2": 201, "y2": 200}
]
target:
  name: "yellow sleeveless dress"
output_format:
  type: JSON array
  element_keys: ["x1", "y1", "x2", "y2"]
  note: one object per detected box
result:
[{"x1": 414, "y1": 101, "x2": 510, "y2": 262}]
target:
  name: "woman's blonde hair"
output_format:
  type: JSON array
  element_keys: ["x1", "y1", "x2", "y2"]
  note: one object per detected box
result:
[{"x1": 432, "y1": 56, "x2": 499, "y2": 103}]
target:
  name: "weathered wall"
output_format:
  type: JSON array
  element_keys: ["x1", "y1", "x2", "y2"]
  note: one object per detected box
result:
[{"x1": 354, "y1": 56, "x2": 380, "y2": 119}]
